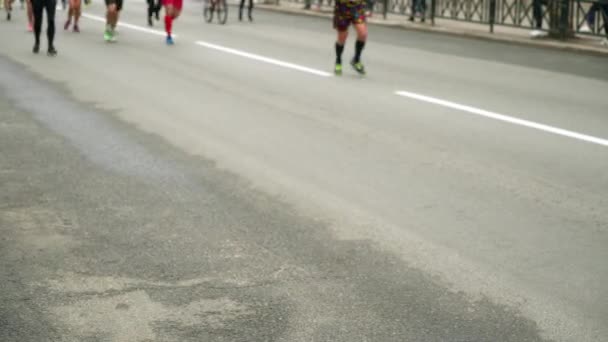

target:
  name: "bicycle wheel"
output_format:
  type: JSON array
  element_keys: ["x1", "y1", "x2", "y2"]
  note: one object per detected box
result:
[
  {"x1": 216, "y1": 0, "x2": 228, "y2": 25},
  {"x1": 203, "y1": 0, "x2": 214, "y2": 23}
]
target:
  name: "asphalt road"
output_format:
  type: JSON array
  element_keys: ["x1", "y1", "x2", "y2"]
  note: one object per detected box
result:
[{"x1": 1, "y1": 2, "x2": 607, "y2": 341}]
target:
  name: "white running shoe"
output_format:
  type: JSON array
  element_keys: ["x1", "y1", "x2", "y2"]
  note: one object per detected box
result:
[
  {"x1": 529, "y1": 29, "x2": 548, "y2": 38},
  {"x1": 579, "y1": 23, "x2": 592, "y2": 33}
]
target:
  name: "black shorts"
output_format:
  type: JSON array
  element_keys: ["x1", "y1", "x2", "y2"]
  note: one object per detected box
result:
[{"x1": 105, "y1": 0, "x2": 123, "y2": 11}]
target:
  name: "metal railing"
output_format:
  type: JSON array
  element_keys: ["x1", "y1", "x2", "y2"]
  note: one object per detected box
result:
[{"x1": 291, "y1": 0, "x2": 607, "y2": 38}]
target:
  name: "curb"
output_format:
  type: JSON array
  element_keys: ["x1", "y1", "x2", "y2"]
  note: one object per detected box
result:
[{"x1": 257, "y1": 4, "x2": 608, "y2": 57}]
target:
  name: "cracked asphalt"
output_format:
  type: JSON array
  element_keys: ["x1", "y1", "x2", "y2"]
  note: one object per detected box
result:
[{"x1": 1, "y1": 2, "x2": 607, "y2": 341}]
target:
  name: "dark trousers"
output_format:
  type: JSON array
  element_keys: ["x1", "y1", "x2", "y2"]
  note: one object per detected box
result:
[
  {"x1": 147, "y1": 0, "x2": 160, "y2": 17},
  {"x1": 586, "y1": 2, "x2": 608, "y2": 35},
  {"x1": 303, "y1": 0, "x2": 320, "y2": 9},
  {"x1": 411, "y1": 0, "x2": 426, "y2": 16},
  {"x1": 32, "y1": 0, "x2": 56, "y2": 46},
  {"x1": 240, "y1": 0, "x2": 253, "y2": 15},
  {"x1": 532, "y1": 0, "x2": 548, "y2": 29}
]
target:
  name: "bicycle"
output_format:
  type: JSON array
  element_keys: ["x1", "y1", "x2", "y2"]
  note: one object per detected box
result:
[{"x1": 203, "y1": 0, "x2": 227, "y2": 25}]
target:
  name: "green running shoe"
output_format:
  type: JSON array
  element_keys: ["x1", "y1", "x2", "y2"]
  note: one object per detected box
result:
[
  {"x1": 104, "y1": 30, "x2": 111, "y2": 42},
  {"x1": 334, "y1": 63, "x2": 342, "y2": 75},
  {"x1": 350, "y1": 59, "x2": 365, "y2": 75}
]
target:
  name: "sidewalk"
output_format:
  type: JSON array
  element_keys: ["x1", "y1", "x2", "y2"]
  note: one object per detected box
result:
[{"x1": 257, "y1": 1, "x2": 608, "y2": 56}]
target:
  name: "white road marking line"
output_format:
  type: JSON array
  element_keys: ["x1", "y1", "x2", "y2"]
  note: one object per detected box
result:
[
  {"x1": 195, "y1": 41, "x2": 333, "y2": 77},
  {"x1": 395, "y1": 90, "x2": 608, "y2": 147},
  {"x1": 80, "y1": 14, "x2": 325, "y2": 77},
  {"x1": 79, "y1": 10, "x2": 601, "y2": 147},
  {"x1": 82, "y1": 13, "x2": 175, "y2": 37}
]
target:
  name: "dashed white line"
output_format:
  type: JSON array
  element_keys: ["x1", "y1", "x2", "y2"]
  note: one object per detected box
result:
[
  {"x1": 195, "y1": 41, "x2": 332, "y2": 77},
  {"x1": 82, "y1": 13, "x2": 328, "y2": 77},
  {"x1": 395, "y1": 90, "x2": 608, "y2": 147},
  {"x1": 80, "y1": 12, "x2": 606, "y2": 147}
]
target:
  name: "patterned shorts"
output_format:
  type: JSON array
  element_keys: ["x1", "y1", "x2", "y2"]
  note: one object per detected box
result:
[{"x1": 333, "y1": 0, "x2": 366, "y2": 31}]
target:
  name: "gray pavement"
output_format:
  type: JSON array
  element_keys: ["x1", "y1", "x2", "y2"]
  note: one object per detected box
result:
[{"x1": 0, "y1": 2, "x2": 607, "y2": 341}]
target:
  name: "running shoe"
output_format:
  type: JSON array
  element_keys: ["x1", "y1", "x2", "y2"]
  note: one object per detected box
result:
[
  {"x1": 334, "y1": 63, "x2": 342, "y2": 75},
  {"x1": 350, "y1": 59, "x2": 365, "y2": 75}
]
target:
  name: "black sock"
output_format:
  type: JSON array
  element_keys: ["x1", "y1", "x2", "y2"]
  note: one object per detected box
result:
[
  {"x1": 335, "y1": 42, "x2": 344, "y2": 64},
  {"x1": 354, "y1": 40, "x2": 365, "y2": 63}
]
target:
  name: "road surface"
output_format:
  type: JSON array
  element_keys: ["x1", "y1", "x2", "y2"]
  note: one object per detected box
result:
[{"x1": 1, "y1": 2, "x2": 607, "y2": 341}]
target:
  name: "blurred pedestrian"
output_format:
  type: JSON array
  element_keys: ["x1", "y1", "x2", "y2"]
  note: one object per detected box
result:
[
  {"x1": 25, "y1": 0, "x2": 33, "y2": 31},
  {"x1": 4, "y1": 0, "x2": 14, "y2": 20},
  {"x1": 63, "y1": 0, "x2": 81, "y2": 32},
  {"x1": 579, "y1": 1, "x2": 608, "y2": 45},
  {"x1": 32, "y1": 0, "x2": 57, "y2": 55},
  {"x1": 147, "y1": 0, "x2": 161, "y2": 26},
  {"x1": 303, "y1": 0, "x2": 321, "y2": 10},
  {"x1": 530, "y1": 0, "x2": 548, "y2": 38},
  {"x1": 333, "y1": 0, "x2": 368, "y2": 75},
  {"x1": 163, "y1": 0, "x2": 182, "y2": 45},
  {"x1": 409, "y1": 0, "x2": 426, "y2": 22},
  {"x1": 239, "y1": 0, "x2": 253, "y2": 21}
]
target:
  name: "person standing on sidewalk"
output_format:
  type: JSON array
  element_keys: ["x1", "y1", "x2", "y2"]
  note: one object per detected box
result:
[
  {"x1": 333, "y1": 0, "x2": 368, "y2": 75},
  {"x1": 530, "y1": 0, "x2": 548, "y2": 38},
  {"x1": 32, "y1": 0, "x2": 57, "y2": 55},
  {"x1": 579, "y1": 2, "x2": 608, "y2": 45},
  {"x1": 303, "y1": 0, "x2": 320, "y2": 10},
  {"x1": 409, "y1": 0, "x2": 426, "y2": 22}
]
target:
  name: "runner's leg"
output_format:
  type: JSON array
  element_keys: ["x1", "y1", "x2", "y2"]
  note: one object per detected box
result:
[
  {"x1": 164, "y1": 4, "x2": 173, "y2": 35},
  {"x1": 72, "y1": 0, "x2": 80, "y2": 31},
  {"x1": 334, "y1": 19, "x2": 348, "y2": 74},
  {"x1": 353, "y1": 22, "x2": 367, "y2": 63},
  {"x1": 32, "y1": 0, "x2": 43, "y2": 52},
  {"x1": 26, "y1": 0, "x2": 33, "y2": 31},
  {"x1": 45, "y1": 0, "x2": 57, "y2": 54},
  {"x1": 64, "y1": 0, "x2": 72, "y2": 29},
  {"x1": 333, "y1": 1, "x2": 350, "y2": 74},
  {"x1": 147, "y1": 0, "x2": 154, "y2": 25},
  {"x1": 5, "y1": 0, "x2": 11, "y2": 20},
  {"x1": 105, "y1": 1, "x2": 117, "y2": 40}
]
